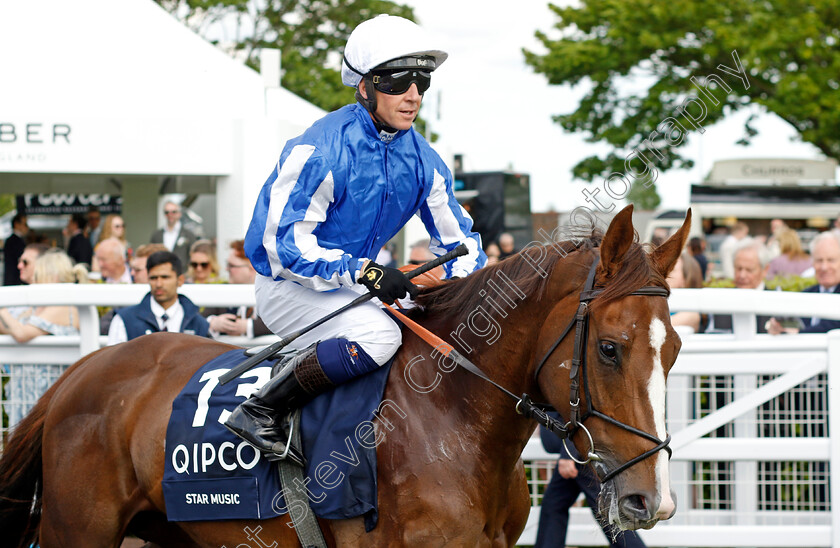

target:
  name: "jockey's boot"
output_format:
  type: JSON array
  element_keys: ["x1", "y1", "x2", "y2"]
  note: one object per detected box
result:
[{"x1": 223, "y1": 344, "x2": 334, "y2": 465}]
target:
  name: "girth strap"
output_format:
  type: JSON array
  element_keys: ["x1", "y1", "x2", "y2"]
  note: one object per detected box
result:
[{"x1": 276, "y1": 410, "x2": 327, "y2": 548}]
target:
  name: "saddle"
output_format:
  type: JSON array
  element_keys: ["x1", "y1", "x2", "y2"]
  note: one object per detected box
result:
[{"x1": 244, "y1": 345, "x2": 294, "y2": 361}]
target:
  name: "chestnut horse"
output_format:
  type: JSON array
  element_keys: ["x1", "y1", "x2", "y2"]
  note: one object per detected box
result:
[{"x1": 0, "y1": 205, "x2": 688, "y2": 547}]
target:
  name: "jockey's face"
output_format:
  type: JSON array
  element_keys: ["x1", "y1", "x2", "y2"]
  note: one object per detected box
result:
[
  {"x1": 148, "y1": 262, "x2": 184, "y2": 309},
  {"x1": 359, "y1": 79, "x2": 422, "y2": 131}
]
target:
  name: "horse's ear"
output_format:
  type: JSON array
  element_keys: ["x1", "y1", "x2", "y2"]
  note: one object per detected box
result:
[
  {"x1": 599, "y1": 204, "x2": 635, "y2": 280},
  {"x1": 650, "y1": 208, "x2": 692, "y2": 277}
]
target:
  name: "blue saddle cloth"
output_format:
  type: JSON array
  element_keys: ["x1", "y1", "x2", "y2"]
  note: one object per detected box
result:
[{"x1": 162, "y1": 348, "x2": 393, "y2": 530}]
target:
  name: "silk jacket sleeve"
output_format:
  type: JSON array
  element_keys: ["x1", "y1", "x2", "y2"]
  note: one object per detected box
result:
[
  {"x1": 416, "y1": 167, "x2": 485, "y2": 277},
  {"x1": 245, "y1": 144, "x2": 365, "y2": 291}
]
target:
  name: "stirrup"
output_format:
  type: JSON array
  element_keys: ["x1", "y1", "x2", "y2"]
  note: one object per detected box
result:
[{"x1": 265, "y1": 412, "x2": 305, "y2": 466}]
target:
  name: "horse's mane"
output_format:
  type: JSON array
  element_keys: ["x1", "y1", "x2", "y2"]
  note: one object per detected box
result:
[{"x1": 414, "y1": 223, "x2": 668, "y2": 317}]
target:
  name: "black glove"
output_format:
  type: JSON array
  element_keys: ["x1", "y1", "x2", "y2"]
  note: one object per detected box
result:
[{"x1": 359, "y1": 261, "x2": 418, "y2": 304}]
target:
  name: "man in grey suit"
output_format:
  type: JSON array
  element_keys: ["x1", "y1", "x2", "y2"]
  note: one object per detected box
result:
[{"x1": 150, "y1": 201, "x2": 197, "y2": 267}]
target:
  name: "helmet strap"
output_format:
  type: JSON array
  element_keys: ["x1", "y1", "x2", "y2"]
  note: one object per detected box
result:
[
  {"x1": 356, "y1": 74, "x2": 377, "y2": 113},
  {"x1": 357, "y1": 76, "x2": 399, "y2": 137}
]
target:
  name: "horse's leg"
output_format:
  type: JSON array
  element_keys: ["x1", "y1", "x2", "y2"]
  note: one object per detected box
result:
[{"x1": 126, "y1": 512, "x2": 203, "y2": 547}]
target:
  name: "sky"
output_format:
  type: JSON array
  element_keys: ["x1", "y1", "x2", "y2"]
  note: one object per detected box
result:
[{"x1": 403, "y1": 0, "x2": 825, "y2": 213}]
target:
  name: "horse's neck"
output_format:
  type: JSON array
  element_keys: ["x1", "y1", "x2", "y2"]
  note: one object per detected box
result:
[
  {"x1": 404, "y1": 296, "x2": 554, "y2": 466},
  {"x1": 409, "y1": 254, "x2": 591, "y2": 461}
]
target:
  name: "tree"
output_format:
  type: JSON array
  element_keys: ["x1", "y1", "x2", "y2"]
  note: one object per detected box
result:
[
  {"x1": 0, "y1": 194, "x2": 14, "y2": 217},
  {"x1": 625, "y1": 179, "x2": 660, "y2": 211},
  {"x1": 524, "y1": 0, "x2": 840, "y2": 206},
  {"x1": 155, "y1": 0, "x2": 415, "y2": 113}
]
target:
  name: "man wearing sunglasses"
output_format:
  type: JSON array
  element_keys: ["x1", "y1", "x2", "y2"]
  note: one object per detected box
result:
[
  {"x1": 226, "y1": 15, "x2": 486, "y2": 460},
  {"x1": 150, "y1": 201, "x2": 198, "y2": 268}
]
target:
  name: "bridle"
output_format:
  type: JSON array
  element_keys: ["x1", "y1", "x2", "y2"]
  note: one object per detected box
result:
[
  {"x1": 390, "y1": 252, "x2": 674, "y2": 484},
  {"x1": 520, "y1": 256, "x2": 673, "y2": 483}
]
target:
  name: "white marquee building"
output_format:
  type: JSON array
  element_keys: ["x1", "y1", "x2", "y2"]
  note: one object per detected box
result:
[{"x1": 0, "y1": 0, "x2": 326, "y2": 251}]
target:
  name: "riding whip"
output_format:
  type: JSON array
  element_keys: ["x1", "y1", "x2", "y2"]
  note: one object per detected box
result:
[{"x1": 219, "y1": 243, "x2": 469, "y2": 385}]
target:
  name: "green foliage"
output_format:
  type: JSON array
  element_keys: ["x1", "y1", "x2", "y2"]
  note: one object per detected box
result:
[
  {"x1": 155, "y1": 0, "x2": 415, "y2": 113},
  {"x1": 0, "y1": 194, "x2": 15, "y2": 217},
  {"x1": 705, "y1": 275, "x2": 816, "y2": 290},
  {"x1": 524, "y1": 0, "x2": 840, "y2": 191},
  {"x1": 625, "y1": 180, "x2": 660, "y2": 210},
  {"x1": 703, "y1": 277, "x2": 735, "y2": 288},
  {"x1": 766, "y1": 274, "x2": 818, "y2": 292}
]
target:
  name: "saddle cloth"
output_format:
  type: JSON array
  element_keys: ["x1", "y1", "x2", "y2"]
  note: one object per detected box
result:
[{"x1": 162, "y1": 348, "x2": 393, "y2": 530}]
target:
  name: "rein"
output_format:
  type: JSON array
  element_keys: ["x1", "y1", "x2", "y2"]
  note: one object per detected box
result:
[{"x1": 390, "y1": 255, "x2": 672, "y2": 484}]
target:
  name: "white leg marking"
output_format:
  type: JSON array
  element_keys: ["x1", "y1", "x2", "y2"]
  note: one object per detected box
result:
[{"x1": 648, "y1": 317, "x2": 676, "y2": 519}]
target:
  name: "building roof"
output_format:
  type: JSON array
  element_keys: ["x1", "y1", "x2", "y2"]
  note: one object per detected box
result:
[{"x1": 0, "y1": 0, "x2": 325, "y2": 176}]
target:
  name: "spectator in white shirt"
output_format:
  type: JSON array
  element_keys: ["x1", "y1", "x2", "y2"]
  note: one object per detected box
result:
[
  {"x1": 93, "y1": 238, "x2": 132, "y2": 284},
  {"x1": 719, "y1": 221, "x2": 751, "y2": 279},
  {"x1": 107, "y1": 251, "x2": 210, "y2": 345}
]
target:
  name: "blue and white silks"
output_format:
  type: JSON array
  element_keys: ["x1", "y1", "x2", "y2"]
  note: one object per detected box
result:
[{"x1": 245, "y1": 103, "x2": 485, "y2": 291}]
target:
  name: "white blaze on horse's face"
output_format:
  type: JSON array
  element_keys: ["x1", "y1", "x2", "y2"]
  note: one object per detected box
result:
[{"x1": 647, "y1": 317, "x2": 676, "y2": 520}]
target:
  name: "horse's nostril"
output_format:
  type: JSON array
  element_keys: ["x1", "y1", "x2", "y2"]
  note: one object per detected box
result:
[{"x1": 619, "y1": 494, "x2": 652, "y2": 524}]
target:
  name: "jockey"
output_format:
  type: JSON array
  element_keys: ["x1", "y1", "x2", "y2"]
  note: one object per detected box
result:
[{"x1": 224, "y1": 14, "x2": 486, "y2": 459}]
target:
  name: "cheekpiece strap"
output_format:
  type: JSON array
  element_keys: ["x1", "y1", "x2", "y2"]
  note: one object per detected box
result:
[{"x1": 516, "y1": 394, "x2": 569, "y2": 439}]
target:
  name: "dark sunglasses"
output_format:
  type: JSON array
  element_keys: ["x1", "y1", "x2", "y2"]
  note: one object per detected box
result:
[
  {"x1": 190, "y1": 262, "x2": 210, "y2": 269},
  {"x1": 372, "y1": 70, "x2": 431, "y2": 95}
]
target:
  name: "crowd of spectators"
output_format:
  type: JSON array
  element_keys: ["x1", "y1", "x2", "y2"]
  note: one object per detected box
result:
[{"x1": 0, "y1": 247, "x2": 90, "y2": 422}]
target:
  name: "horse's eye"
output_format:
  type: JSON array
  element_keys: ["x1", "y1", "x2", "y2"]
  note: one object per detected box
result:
[{"x1": 599, "y1": 341, "x2": 618, "y2": 361}]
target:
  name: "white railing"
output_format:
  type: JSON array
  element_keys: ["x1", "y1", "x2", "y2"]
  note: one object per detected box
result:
[
  {"x1": 3, "y1": 285, "x2": 840, "y2": 546},
  {"x1": 0, "y1": 284, "x2": 277, "y2": 442},
  {"x1": 0, "y1": 283, "x2": 276, "y2": 357}
]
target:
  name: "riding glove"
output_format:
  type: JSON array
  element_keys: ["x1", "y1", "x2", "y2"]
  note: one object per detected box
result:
[{"x1": 360, "y1": 261, "x2": 418, "y2": 304}]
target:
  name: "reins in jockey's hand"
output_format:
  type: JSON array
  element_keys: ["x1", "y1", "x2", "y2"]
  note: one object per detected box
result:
[
  {"x1": 359, "y1": 261, "x2": 419, "y2": 304},
  {"x1": 219, "y1": 244, "x2": 469, "y2": 385},
  {"x1": 387, "y1": 255, "x2": 672, "y2": 484}
]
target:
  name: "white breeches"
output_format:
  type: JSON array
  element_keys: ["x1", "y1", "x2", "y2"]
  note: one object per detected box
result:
[{"x1": 254, "y1": 274, "x2": 402, "y2": 366}]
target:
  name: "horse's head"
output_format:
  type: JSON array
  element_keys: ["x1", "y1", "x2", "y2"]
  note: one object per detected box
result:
[{"x1": 536, "y1": 205, "x2": 690, "y2": 532}]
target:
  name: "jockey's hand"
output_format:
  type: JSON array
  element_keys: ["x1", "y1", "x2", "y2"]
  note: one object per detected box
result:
[{"x1": 360, "y1": 261, "x2": 418, "y2": 304}]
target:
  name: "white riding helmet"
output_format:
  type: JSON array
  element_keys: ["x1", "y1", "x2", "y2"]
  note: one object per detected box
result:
[{"x1": 341, "y1": 14, "x2": 448, "y2": 88}]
